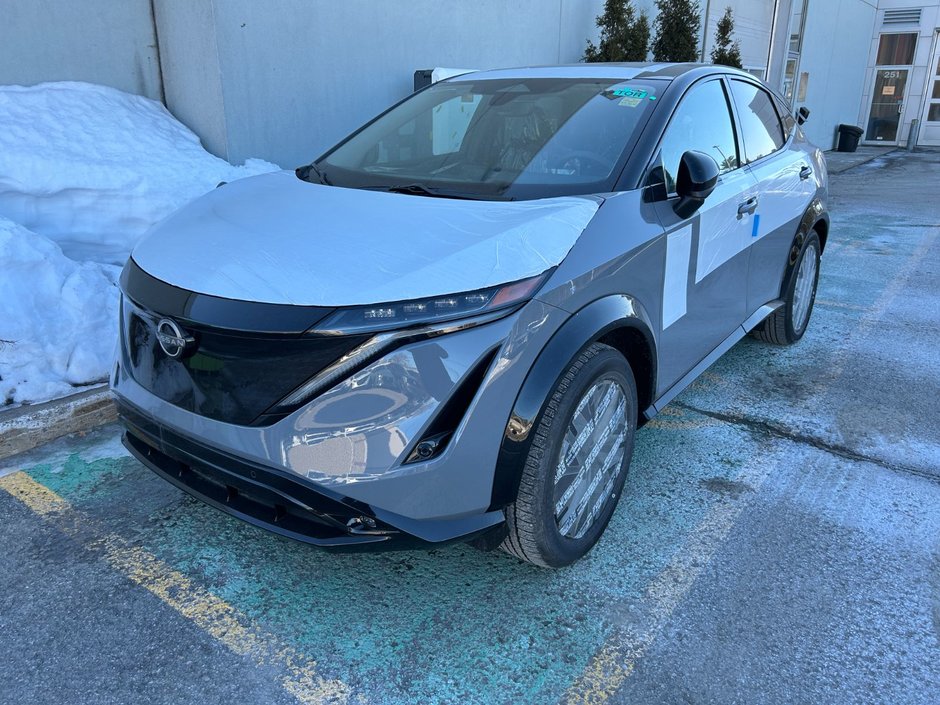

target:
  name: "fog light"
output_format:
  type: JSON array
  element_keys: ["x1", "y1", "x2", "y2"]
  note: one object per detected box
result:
[
  {"x1": 405, "y1": 431, "x2": 451, "y2": 463},
  {"x1": 415, "y1": 441, "x2": 437, "y2": 459}
]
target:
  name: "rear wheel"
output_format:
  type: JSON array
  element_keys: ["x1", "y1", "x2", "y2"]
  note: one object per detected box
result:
[
  {"x1": 501, "y1": 343, "x2": 637, "y2": 568},
  {"x1": 753, "y1": 230, "x2": 821, "y2": 345}
]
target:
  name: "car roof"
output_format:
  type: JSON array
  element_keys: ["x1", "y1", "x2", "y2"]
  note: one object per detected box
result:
[{"x1": 448, "y1": 62, "x2": 753, "y2": 83}]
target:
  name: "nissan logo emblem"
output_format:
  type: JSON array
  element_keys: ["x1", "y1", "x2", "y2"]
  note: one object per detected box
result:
[{"x1": 156, "y1": 318, "x2": 195, "y2": 359}]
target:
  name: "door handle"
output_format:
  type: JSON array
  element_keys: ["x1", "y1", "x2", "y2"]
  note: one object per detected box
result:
[
  {"x1": 799, "y1": 165, "x2": 813, "y2": 180},
  {"x1": 737, "y1": 197, "x2": 759, "y2": 216}
]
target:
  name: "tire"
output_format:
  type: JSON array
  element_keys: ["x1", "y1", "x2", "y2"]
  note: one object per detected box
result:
[
  {"x1": 501, "y1": 343, "x2": 637, "y2": 568},
  {"x1": 753, "y1": 230, "x2": 821, "y2": 345}
]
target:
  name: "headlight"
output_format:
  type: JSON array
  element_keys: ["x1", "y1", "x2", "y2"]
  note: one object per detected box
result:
[
  {"x1": 311, "y1": 272, "x2": 551, "y2": 334},
  {"x1": 267, "y1": 272, "x2": 551, "y2": 414}
]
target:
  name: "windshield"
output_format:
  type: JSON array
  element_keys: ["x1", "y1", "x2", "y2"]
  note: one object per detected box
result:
[{"x1": 314, "y1": 77, "x2": 664, "y2": 200}]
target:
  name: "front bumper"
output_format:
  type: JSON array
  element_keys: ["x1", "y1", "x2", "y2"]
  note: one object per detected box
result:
[
  {"x1": 114, "y1": 295, "x2": 570, "y2": 526},
  {"x1": 118, "y1": 399, "x2": 505, "y2": 549}
]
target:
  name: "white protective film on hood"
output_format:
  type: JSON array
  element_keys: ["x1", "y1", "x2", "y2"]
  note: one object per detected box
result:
[{"x1": 131, "y1": 171, "x2": 600, "y2": 306}]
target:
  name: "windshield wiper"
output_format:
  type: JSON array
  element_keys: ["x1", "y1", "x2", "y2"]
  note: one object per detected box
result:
[
  {"x1": 295, "y1": 163, "x2": 332, "y2": 185},
  {"x1": 384, "y1": 183, "x2": 455, "y2": 198},
  {"x1": 375, "y1": 183, "x2": 511, "y2": 201}
]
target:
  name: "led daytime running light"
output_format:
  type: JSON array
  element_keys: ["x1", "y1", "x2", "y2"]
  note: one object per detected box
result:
[{"x1": 313, "y1": 272, "x2": 549, "y2": 335}]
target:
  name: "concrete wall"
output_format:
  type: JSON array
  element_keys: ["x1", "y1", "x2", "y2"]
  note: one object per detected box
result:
[
  {"x1": 152, "y1": 1, "x2": 228, "y2": 158},
  {"x1": 0, "y1": 0, "x2": 162, "y2": 101},
  {"x1": 154, "y1": 0, "x2": 604, "y2": 167},
  {"x1": 797, "y1": 0, "x2": 877, "y2": 149}
]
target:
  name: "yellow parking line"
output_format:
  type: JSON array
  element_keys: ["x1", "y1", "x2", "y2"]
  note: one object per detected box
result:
[
  {"x1": 0, "y1": 471, "x2": 350, "y2": 705},
  {"x1": 563, "y1": 226, "x2": 938, "y2": 704}
]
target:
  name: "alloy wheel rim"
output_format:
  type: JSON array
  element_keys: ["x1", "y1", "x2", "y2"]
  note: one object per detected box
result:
[
  {"x1": 552, "y1": 377, "x2": 628, "y2": 540},
  {"x1": 792, "y1": 242, "x2": 818, "y2": 333}
]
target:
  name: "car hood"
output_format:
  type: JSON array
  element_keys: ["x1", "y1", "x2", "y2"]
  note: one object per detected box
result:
[{"x1": 130, "y1": 170, "x2": 600, "y2": 306}]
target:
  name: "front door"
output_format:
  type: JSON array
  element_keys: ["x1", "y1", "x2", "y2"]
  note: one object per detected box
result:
[
  {"x1": 919, "y1": 48, "x2": 940, "y2": 147},
  {"x1": 867, "y1": 69, "x2": 909, "y2": 143},
  {"x1": 648, "y1": 78, "x2": 758, "y2": 393}
]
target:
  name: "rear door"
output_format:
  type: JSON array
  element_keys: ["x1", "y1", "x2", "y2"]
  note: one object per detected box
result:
[
  {"x1": 649, "y1": 77, "x2": 760, "y2": 393},
  {"x1": 726, "y1": 79, "x2": 815, "y2": 314}
]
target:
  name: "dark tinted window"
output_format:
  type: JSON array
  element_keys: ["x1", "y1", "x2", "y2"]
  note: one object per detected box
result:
[
  {"x1": 876, "y1": 33, "x2": 916, "y2": 65},
  {"x1": 729, "y1": 80, "x2": 785, "y2": 163},
  {"x1": 658, "y1": 79, "x2": 739, "y2": 192}
]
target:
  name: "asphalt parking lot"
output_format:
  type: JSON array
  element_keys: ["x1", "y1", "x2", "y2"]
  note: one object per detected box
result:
[{"x1": 1, "y1": 148, "x2": 938, "y2": 705}]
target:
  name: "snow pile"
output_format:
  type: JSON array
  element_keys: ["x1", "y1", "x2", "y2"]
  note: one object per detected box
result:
[
  {"x1": 0, "y1": 81, "x2": 279, "y2": 405},
  {"x1": 0, "y1": 82, "x2": 277, "y2": 264},
  {"x1": 0, "y1": 217, "x2": 120, "y2": 403}
]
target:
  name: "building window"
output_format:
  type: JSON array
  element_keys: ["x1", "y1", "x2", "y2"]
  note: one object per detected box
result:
[
  {"x1": 875, "y1": 33, "x2": 917, "y2": 66},
  {"x1": 929, "y1": 55, "x2": 940, "y2": 122},
  {"x1": 783, "y1": 0, "x2": 809, "y2": 103}
]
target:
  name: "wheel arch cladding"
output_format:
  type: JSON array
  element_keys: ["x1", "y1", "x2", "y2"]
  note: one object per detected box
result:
[
  {"x1": 596, "y1": 326, "x2": 655, "y2": 421},
  {"x1": 813, "y1": 214, "x2": 829, "y2": 252},
  {"x1": 488, "y1": 294, "x2": 656, "y2": 510},
  {"x1": 799, "y1": 197, "x2": 829, "y2": 253},
  {"x1": 779, "y1": 201, "x2": 828, "y2": 301}
]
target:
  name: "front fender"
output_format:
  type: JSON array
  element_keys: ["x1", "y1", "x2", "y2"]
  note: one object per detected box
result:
[{"x1": 489, "y1": 294, "x2": 656, "y2": 509}]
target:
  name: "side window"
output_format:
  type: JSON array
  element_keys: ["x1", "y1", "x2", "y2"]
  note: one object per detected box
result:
[
  {"x1": 729, "y1": 80, "x2": 785, "y2": 163},
  {"x1": 658, "y1": 79, "x2": 739, "y2": 193}
]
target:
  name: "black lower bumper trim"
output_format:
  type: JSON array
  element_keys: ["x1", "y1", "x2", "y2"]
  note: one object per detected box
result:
[
  {"x1": 116, "y1": 400, "x2": 503, "y2": 550},
  {"x1": 122, "y1": 430, "x2": 396, "y2": 549}
]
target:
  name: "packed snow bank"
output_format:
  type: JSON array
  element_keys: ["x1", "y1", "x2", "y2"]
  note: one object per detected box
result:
[
  {"x1": 0, "y1": 82, "x2": 278, "y2": 264},
  {"x1": 0, "y1": 81, "x2": 279, "y2": 404},
  {"x1": 0, "y1": 217, "x2": 120, "y2": 404}
]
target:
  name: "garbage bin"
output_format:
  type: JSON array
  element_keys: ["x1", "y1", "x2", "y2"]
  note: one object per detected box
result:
[{"x1": 837, "y1": 124, "x2": 864, "y2": 153}]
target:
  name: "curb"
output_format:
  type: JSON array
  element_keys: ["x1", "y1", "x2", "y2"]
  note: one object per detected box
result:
[
  {"x1": 0, "y1": 385, "x2": 116, "y2": 461},
  {"x1": 825, "y1": 148, "x2": 897, "y2": 174}
]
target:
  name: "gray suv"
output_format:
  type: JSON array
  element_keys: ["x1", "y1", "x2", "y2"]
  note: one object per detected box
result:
[{"x1": 113, "y1": 63, "x2": 828, "y2": 567}]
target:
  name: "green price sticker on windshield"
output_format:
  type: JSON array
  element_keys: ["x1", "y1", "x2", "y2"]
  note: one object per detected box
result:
[{"x1": 613, "y1": 87, "x2": 649, "y2": 100}]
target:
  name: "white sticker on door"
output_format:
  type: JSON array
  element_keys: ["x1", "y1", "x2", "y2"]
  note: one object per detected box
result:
[{"x1": 662, "y1": 224, "x2": 693, "y2": 329}]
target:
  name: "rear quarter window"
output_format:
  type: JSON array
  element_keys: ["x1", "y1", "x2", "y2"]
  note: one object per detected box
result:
[{"x1": 773, "y1": 94, "x2": 797, "y2": 140}]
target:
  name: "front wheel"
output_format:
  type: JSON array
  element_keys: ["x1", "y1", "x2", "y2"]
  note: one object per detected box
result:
[
  {"x1": 753, "y1": 230, "x2": 821, "y2": 345},
  {"x1": 501, "y1": 343, "x2": 637, "y2": 568}
]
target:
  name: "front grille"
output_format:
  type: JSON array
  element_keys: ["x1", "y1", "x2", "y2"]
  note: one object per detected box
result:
[{"x1": 121, "y1": 297, "x2": 368, "y2": 425}]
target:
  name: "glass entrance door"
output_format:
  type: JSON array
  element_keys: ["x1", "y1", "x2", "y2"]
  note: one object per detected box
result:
[
  {"x1": 920, "y1": 53, "x2": 940, "y2": 147},
  {"x1": 867, "y1": 69, "x2": 909, "y2": 142}
]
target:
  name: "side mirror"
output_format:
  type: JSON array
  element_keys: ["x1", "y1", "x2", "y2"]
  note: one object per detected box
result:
[
  {"x1": 674, "y1": 150, "x2": 719, "y2": 219},
  {"x1": 797, "y1": 106, "x2": 810, "y2": 125}
]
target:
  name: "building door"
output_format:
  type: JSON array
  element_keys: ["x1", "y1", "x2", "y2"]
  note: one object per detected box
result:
[
  {"x1": 867, "y1": 69, "x2": 909, "y2": 142},
  {"x1": 865, "y1": 32, "x2": 918, "y2": 144},
  {"x1": 920, "y1": 49, "x2": 940, "y2": 146}
]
